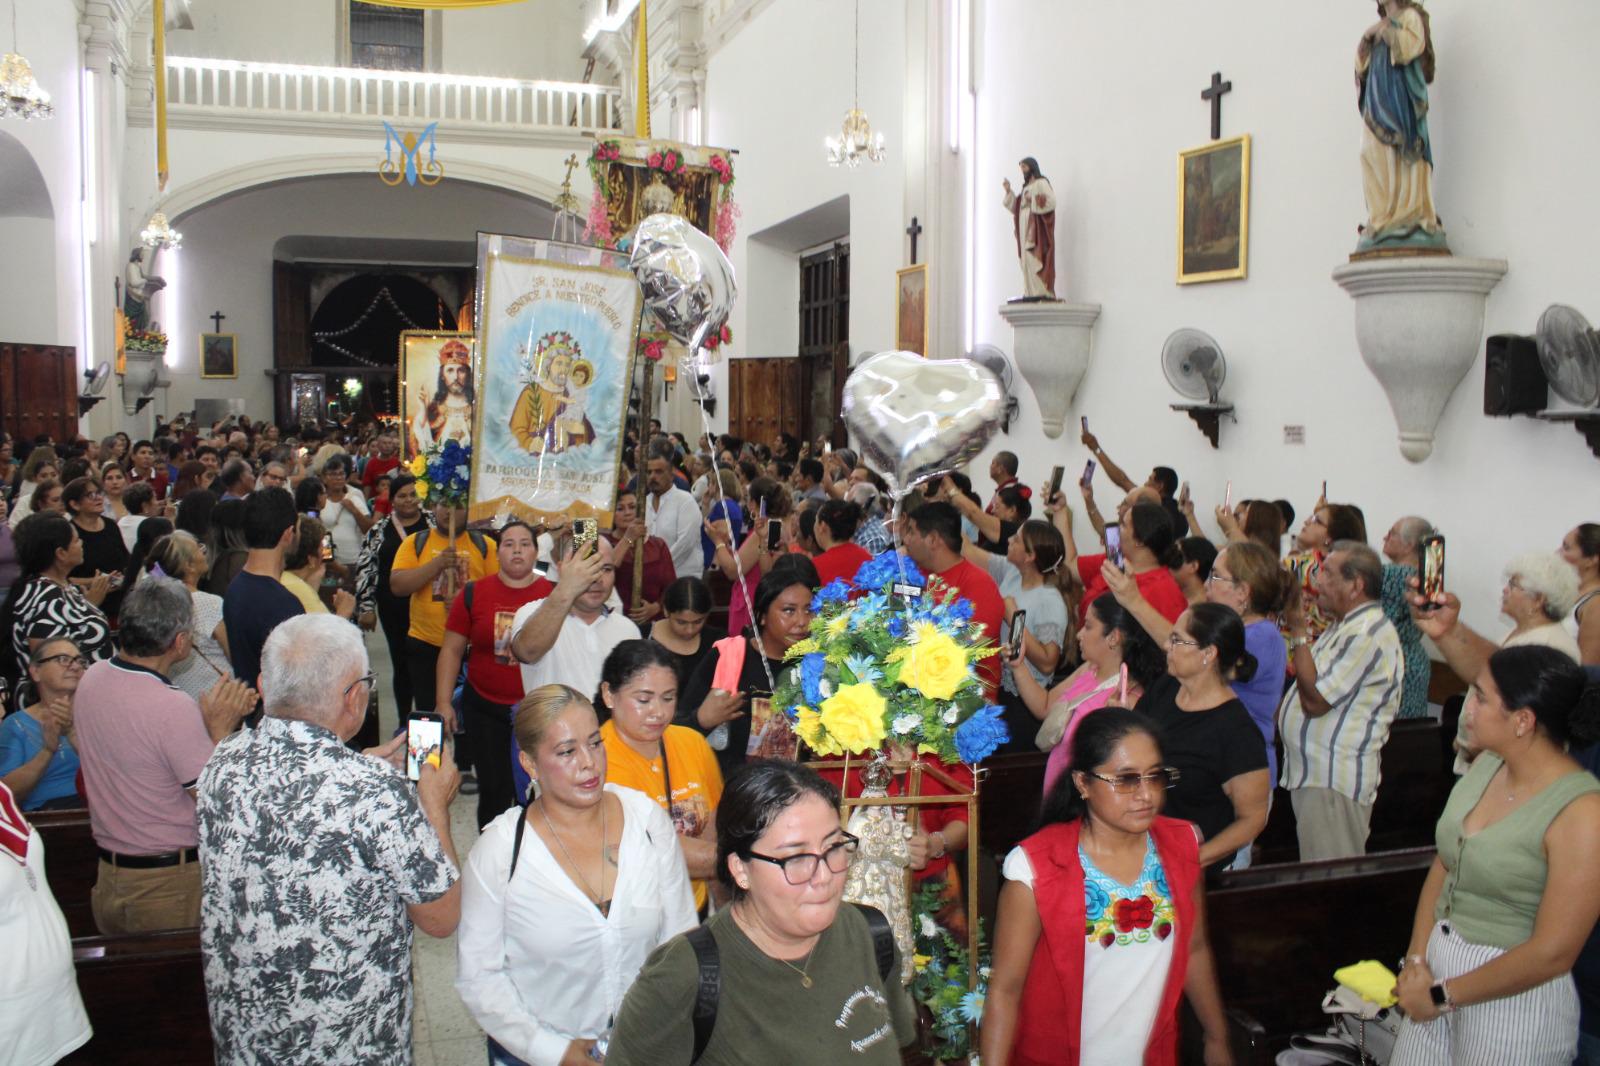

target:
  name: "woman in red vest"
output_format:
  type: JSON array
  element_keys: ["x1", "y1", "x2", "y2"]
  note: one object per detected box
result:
[{"x1": 980, "y1": 707, "x2": 1234, "y2": 1065}]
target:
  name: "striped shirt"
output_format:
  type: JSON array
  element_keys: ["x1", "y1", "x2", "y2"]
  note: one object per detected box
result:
[{"x1": 1278, "y1": 601, "x2": 1403, "y2": 805}]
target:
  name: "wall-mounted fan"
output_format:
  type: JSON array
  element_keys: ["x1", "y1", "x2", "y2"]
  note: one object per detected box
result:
[
  {"x1": 1161, "y1": 328, "x2": 1234, "y2": 448},
  {"x1": 966, "y1": 344, "x2": 1018, "y2": 433},
  {"x1": 78, "y1": 362, "x2": 112, "y2": 416},
  {"x1": 1535, "y1": 305, "x2": 1600, "y2": 409}
]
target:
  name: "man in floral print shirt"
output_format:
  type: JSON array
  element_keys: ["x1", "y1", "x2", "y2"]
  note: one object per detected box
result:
[{"x1": 196, "y1": 615, "x2": 461, "y2": 1065}]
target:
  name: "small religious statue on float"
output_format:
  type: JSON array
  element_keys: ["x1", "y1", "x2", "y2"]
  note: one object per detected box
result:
[
  {"x1": 841, "y1": 755, "x2": 916, "y2": 983},
  {"x1": 1353, "y1": 0, "x2": 1449, "y2": 257},
  {"x1": 1002, "y1": 156, "x2": 1058, "y2": 301},
  {"x1": 124, "y1": 247, "x2": 167, "y2": 332}
]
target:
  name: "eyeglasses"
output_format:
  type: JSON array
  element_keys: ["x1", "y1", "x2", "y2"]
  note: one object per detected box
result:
[
  {"x1": 1166, "y1": 633, "x2": 1200, "y2": 648},
  {"x1": 343, "y1": 672, "x2": 377, "y2": 697},
  {"x1": 1205, "y1": 572, "x2": 1238, "y2": 586},
  {"x1": 38, "y1": 653, "x2": 91, "y2": 670},
  {"x1": 747, "y1": 833, "x2": 859, "y2": 885},
  {"x1": 1087, "y1": 768, "x2": 1181, "y2": 794}
]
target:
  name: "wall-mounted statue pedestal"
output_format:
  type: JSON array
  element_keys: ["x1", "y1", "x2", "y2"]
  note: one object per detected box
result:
[
  {"x1": 998, "y1": 300, "x2": 1101, "y2": 439},
  {"x1": 1332, "y1": 256, "x2": 1507, "y2": 462}
]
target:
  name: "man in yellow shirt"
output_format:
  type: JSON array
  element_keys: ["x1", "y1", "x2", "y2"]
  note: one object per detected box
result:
[{"x1": 390, "y1": 499, "x2": 497, "y2": 781}]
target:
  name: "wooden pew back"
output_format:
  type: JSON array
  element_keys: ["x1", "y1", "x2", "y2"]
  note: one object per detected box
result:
[
  {"x1": 31, "y1": 807, "x2": 98, "y2": 939},
  {"x1": 63, "y1": 930, "x2": 213, "y2": 1065}
]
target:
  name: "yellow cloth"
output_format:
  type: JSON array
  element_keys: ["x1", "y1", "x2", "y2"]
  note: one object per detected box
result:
[
  {"x1": 392, "y1": 531, "x2": 498, "y2": 645},
  {"x1": 1334, "y1": 960, "x2": 1399, "y2": 1008},
  {"x1": 279, "y1": 571, "x2": 327, "y2": 615},
  {"x1": 601, "y1": 721, "x2": 722, "y2": 909}
]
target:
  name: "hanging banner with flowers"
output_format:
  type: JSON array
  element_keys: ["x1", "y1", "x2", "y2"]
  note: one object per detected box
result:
[
  {"x1": 775, "y1": 551, "x2": 1009, "y2": 766},
  {"x1": 469, "y1": 232, "x2": 642, "y2": 528},
  {"x1": 585, "y1": 136, "x2": 740, "y2": 253}
]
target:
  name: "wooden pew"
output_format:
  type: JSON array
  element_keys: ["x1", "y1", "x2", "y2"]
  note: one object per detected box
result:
[
  {"x1": 63, "y1": 929, "x2": 213, "y2": 1065},
  {"x1": 31, "y1": 807, "x2": 99, "y2": 939},
  {"x1": 1186, "y1": 847, "x2": 1435, "y2": 1064}
]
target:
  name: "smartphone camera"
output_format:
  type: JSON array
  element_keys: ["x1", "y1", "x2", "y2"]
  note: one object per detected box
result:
[
  {"x1": 406, "y1": 715, "x2": 444, "y2": 782},
  {"x1": 766, "y1": 518, "x2": 783, "y2": 552},
  {"x1": 1105, "y1": 527, "x2": 1124, "y2": 569}
]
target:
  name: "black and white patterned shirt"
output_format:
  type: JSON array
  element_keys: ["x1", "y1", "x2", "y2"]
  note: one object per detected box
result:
[
  {"x1": 196, "y1": 715, "x2": 457, "y2": 1065},
  {"x1": 9, "y1": 577, "x2": 112, "y2": 668}
]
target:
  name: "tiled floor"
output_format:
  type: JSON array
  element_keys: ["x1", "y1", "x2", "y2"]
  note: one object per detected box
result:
[{"x1": 368, "y1": 629, "x2": 487, "y2": 1066}]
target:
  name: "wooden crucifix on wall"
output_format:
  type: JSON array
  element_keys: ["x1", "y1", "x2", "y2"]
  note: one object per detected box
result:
[{"x1": 1202, "y1": 72, "x2": 1232, "y2": 140}]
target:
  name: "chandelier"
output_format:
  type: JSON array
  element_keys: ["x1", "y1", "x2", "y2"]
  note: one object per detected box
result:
[
  {"x1": 825, "y1": 0, "x2": 884, "y2": 168},
  {"x1": 141, "y1": 211, "x2": 183, "y2": 250},
  {"x1": 1, "y1": 3, "x2": 52, "y2": 120}
]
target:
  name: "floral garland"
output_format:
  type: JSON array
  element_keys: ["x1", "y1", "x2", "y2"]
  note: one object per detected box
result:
[
  {"x1": 910, "y1": 882, "x2": 989, "y2": 1061},
  {"x1": 775, "y1": 551, "x2": 1008, "y2": 765},
  {"x1": 637, "y1": 333, "x2": 669, "y2": 362},
  {"x1": 405, "y1": 437, "x2": 470, "y2": 506},
  {"x1": 124, "y1": 327, "x2": 169, "y2": 353},
  {"x1": 585, "y1": 139, "x2": 740, "y2": 253},
  {"x1": 646, "y1": 146, "x2": 685, "y2": 174}
]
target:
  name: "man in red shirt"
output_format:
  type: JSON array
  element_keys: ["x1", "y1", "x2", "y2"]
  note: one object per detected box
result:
[
  {"x1": 902, "y1": 501, "x2": 1005, "y2": 698},
  {"x1": 361, "y1": 433, "x2": 402, "y2": 496},
  {"x1": 126, "y1": 439, "x2": 169, "y2": 499}
]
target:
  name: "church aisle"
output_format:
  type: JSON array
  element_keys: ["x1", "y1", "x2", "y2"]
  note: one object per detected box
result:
[{"x1": 368, "y1": 629, "x2": 487, "y2": 1065}]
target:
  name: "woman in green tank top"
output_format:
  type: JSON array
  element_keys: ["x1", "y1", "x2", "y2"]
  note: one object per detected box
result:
[{"x1": 1391, "y1": 645, "x2": 1600, "y2": 1065}]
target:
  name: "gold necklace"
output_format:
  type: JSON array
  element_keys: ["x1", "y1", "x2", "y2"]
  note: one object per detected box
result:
[
  {"x1": 538, "y1": 797, "x2": 610, "y2": 915},
  {"x1": 737, "y1": 905, "x2": 822, "y2": 988}
]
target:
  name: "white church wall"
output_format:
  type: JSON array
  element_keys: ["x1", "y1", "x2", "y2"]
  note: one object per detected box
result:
[
  {"x1": 154, "y1": 173, "x2": 555, "y2": 421},
  {"x1": 966, "y1": 1, "x2": 1600, "y2": 639},
  {"x1": 0, "y1": 218, "x2": 59, "y2": 343},
  {"x1": 701, "y1": 0, "x2": 907, "y2": 433}
]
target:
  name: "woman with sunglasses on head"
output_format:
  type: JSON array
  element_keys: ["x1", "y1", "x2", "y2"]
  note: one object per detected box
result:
[
  {"x1": 456, "y1": 684, "x2": 695, "y2": 1066},
  {"x1": 607, "y1": 760, "x2": 916, "y2": 1065},
  {"x1": 1134, "y1": 604, "x2": 1271, "y2": 874},
  {"x1": 981, "y1": 708, "x2": 1233, "y2": 1066},
  {"x1": 0, "y1": 638, "x2": 88, "y2": 810}
]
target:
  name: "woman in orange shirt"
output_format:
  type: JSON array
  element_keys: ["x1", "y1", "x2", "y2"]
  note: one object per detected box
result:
[{"x1": 597, "y1": 640, "x2": 723, "y2": 910}]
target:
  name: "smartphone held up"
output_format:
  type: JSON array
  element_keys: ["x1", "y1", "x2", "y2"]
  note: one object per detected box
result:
[
  {"x1": 1419, "y1": 534, "x2": 1446, "y2": 608},
  {"x1": 406, "y1": 715, "x2": 444, "y2": 782}
]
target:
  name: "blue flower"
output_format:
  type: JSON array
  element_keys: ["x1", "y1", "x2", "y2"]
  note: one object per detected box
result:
[
  {"x1": 957, "y1": 990, "x2": 985, "y2": 1024},
  {"x1": 843, "y1": 654, "x2": 883, "y2": 685},
  {"x1": 808, "y1": 578, "x2": 851, "y2": 613},
  {"x1": 954, "y1": 704, "x2": 1009, "y2": 764},
  {"x1": 853, "y1": 551, "x2": 923, "y2": 593},
  {"x1": 1151, "y1": 859, "x2": 1170, "y2": 899},
  {"x1": 455, "y1": 463, "x2": 471, "y2": 482},
  {"x1": 886, "y1": 616, "x2": 908, "y2": 639},
  {"x1": 946, "y1": 597, "x2": 974, "y2": 624},
  {"x1": 800, "y1": 652, "x2": 827, "y2": 706},
  {"x1": 1084, "y1": 878, "x2": 1111, "y2": 921}
]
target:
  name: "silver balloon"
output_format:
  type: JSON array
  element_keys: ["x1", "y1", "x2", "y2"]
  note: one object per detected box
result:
[
  {"x1": 627, "y1": 213, "x2": 736, "y2": 360},
  {"x1": 841, "y1": 351, "x2": 1005, "y2": 497}
]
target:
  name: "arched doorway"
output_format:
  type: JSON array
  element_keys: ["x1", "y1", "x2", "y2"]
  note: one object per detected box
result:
[{"x1": 302, "y1": 272, "x2": 447, "y2": 421}]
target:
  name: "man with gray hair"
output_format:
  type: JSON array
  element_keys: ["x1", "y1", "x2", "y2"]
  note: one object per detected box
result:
[
  {"x1": 197, "y1": 614, "x2": 461, "y2": 1065},
  {"x1": 1279, "y1": 540, "x2": 1404, "y2": 861},
  {"x1": 1381, "y1": 514, "x2": 1437, "y2": 719},
  {"x1": 848, "y1": 481, "x2": 893, "y2": 556},
  {"x1": 72, "y1": 577, "x2": 258, "y2": 933},
  {"x1": 642, "y1": 439, "x2": 702, "y2": 579}
]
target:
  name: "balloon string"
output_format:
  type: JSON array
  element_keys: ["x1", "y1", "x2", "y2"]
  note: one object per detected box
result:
[
  {"x1": 890, "y1": 492, "x2": 910, "y2": 589},
  {"x1": 686, "y1": 348, "x2": 778, "y2": 695}
]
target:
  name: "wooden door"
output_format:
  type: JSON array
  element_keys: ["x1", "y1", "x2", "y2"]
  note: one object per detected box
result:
[
  {"x1": 0, "y1": 343, "x2": 77, "y2": 443},
  {"x1": 728, "y1": 358, "x2": 802, "y2": 446}
]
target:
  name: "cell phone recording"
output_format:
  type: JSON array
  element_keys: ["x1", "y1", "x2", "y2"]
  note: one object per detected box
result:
[{"x1": 406, "y1": 715, "x2": 444, "y2": 782}]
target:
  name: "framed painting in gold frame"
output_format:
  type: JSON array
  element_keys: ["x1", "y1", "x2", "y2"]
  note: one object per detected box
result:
[
  {"x1": 399, "y1": 330, "x2": 475, "y2": 459},
  {"x1": 200, "y1": 333, "x2": 237, "y2": 379},
  {"x1": 896, "y1": 264, "x2": 928, "y2": 355},
  {"x1": 1177, "y1": 134, "x2": 1251, "y2": 284}
]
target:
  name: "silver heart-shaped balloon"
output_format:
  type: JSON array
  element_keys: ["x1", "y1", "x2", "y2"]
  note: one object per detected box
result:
[
  {"x1": 841, "y1": 351, "x2": 1006, "y2": 497},
  {"x1": 627, "y1": 213, "x2": 736, "y2": 359}
]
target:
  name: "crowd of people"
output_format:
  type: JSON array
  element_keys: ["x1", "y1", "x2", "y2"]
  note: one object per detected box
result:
[{"x1": 1, "y1": 415, "x2": 1598, "y2": 1066}]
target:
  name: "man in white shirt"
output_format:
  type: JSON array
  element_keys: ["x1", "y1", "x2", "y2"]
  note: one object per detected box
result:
[
  {"x1": 641, "y1": 442, "x2": 703, "y2": 579},
  {"x1": 510, "y1": 537, "x2": 639, "y2": 700}
]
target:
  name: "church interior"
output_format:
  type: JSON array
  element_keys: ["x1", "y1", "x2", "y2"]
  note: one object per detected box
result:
[{"x1": 4, "y1": 1, "x2": 1600, "y2": 1064}]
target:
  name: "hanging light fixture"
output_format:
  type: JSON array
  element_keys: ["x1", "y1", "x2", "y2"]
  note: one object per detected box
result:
[
  {"x1": 1, "y1": 1, "x2": 53, "y2": 120},
  {"x1": 140, "y1": 210, "x2": 183, "y2": 250},
  {"x1": 825, "y1": 0, "x2": 885, "y2": 168}
]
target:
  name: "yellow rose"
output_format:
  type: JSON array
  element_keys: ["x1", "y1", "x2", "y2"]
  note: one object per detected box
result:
[
  {"x1": 818, "y1": 683, "x2": 888, "y2": 754},
  {"x1": 794, "y1": 706, "x2": 835, "y2": 755},
  {"x1": 913, "y1": 953, "x2": 933, "y2": 972},
  {"x1": 897, "y1": 630, "x2": 971, "y2": 700},
  {"x1": 407, "y1": 454, "x2": 428, "y2": 476},
  {"x1": 415, "y1": 479, "x2": 430, "y2": 500}
]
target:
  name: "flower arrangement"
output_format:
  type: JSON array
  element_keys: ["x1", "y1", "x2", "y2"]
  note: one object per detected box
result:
[
  {"x1": 585, "y1": 139, "x2": 741, "y2": 252},
  {"x1": 637, "y1": 334, "x2": 669, "y2": 362},
  {"x1": 707, "y1": 152, "x2": 735, "y2": 188},
  {"x1": 701, "y1": 323, "x2": 733, "y2": 352},
  {"x1": 124, "y1": 327, "x2": 169, "y2": 353},
  {"x1": 910, "y1": 882, "x2": 989, "y2": 1061},
  {"x1": 406, "y1": 437, "x2": 471, "y2": 507},
  {"x1": 775, "y1": 551, "x2": 1008, "y2": 766},
  {"x1": 646, "y1": 147, "x2": 685, "y2": 174}
]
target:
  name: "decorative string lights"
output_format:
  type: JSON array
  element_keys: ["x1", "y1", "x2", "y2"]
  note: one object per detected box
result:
[{"x1": 312, "y1": 287, "x2": 426, "y2": 366}]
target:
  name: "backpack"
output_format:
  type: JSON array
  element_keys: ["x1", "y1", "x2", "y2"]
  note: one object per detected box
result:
[
  {"x1": 683, "y1": 902, "x2": 895, "y2": 1063},
  {"x1": 414, "y1": 526, "x2": 490, "y2": 560}
]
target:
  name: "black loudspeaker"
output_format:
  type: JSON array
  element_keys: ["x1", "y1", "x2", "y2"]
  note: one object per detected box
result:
[{"x1": 1484, "y1": 334, "x2": 1548, "y2": 416}]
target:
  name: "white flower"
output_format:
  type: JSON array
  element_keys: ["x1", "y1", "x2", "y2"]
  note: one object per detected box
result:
[
  {"x1": 942, "y1": 706, "x2": 959, "y2": 725},
  {"x1": 919, "y1": 914, "x2": 939, "y2": 938},
  {"x1": 819, "y1": 678, "x2": 834, "y2": 699},
  {"x1": 891, "y1": 714, "x2": 920, "y2": 735}
]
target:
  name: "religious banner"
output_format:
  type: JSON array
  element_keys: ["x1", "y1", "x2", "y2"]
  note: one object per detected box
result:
[
  {"x1": 400, "y1": 331, "x2": 475, "y2": 459},
  {"x1": 469, "y1": 233, "x2": 642, "y2": 528},
  {"x1": 585, "y1": 137, "x2": 739, "y2": 253}
]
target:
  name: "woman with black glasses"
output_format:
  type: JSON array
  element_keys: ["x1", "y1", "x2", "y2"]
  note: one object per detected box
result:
[
  {"x1": 981, "y1": 708, "x2": 1234, "y2": 1066},
  {"x1": 1135, "y1": 603, "x2": 1271, "y2": 874},
  {"x1": 608, "y1": 760, "x2": 916, "y2": 1065}
]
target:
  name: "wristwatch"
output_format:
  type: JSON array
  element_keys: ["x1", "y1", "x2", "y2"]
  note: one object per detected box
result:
[
  {"x1": 1429, "y1": 980, "x2": 1456, "y2": 1014},
  {"x1": 1288, "y1": 634, "x2": 1312, "y2": 652}
]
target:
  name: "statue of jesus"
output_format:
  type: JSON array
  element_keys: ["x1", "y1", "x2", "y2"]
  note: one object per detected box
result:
[
  {"x1": 1002, "y1": 157, "x2": 1058, "y2": 300},
  {"x1": 1354, "y1": 0, "x2": 1449, "y2": 255}
]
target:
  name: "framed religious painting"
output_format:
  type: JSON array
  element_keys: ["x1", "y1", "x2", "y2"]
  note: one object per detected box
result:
[
  {"x1": 1177, "y1": 134, "x2": 1251, "y2": 284},
  {"x1": 896, "y1": 264, "x2": 928, "y2": 355},
  {"x1": 399, "y1": 330, "x2": 476, "y2": 459},
  {"x1": 200, "y1": 333, "x2": 237, "y2": 378}
]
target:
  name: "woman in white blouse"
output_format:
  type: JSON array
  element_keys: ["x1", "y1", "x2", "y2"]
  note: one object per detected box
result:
[{"x1": 457, "y1": 683, "x2": 696, "y2": 1066}]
